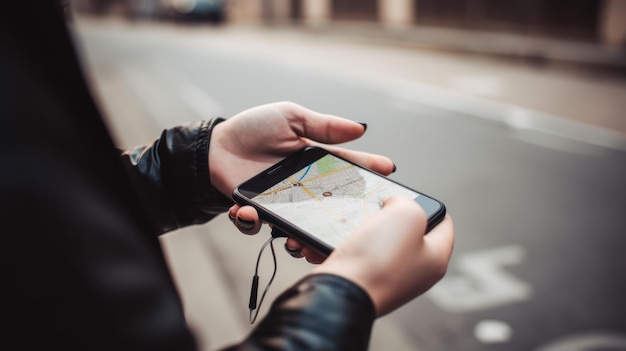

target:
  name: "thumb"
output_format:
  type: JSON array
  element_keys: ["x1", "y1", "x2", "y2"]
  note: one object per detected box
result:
[{"x1": 381, "y1": 196, "x2": 428, "y2": 225}]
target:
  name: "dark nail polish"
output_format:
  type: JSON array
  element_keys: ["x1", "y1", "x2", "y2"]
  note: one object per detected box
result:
[
  {"x1": 358, "y1": 122, "x2": 367, "y2": 132},
  {"x1": 284, "y1": 243, "x2": 299, "y2": 254},
  {"x1": 284, "y1": 243, "x2": 303, "y2": 258},
  {"x1": 238, "y1": 218, "x2": 255, "y2": 230},
  {"x1": 392, "y1": 164, "x2": 397, "y2": 173}
]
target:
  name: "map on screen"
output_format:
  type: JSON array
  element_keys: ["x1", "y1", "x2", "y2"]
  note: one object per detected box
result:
[{"x1": 253, "y1": 154, "x2": 419, "y2": 248}]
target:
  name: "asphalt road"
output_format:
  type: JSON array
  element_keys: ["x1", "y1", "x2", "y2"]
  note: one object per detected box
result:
[{"x1": 73, "y1": 18, "x2": 626, "y2": 351}]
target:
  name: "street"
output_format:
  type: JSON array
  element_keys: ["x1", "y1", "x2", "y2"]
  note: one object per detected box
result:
[{"x1": 73, "y1": 18, "x2": 626, "y2": 351}]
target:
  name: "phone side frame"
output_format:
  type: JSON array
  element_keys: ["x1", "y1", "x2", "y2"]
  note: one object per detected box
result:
[{"x1": 424, "y1": 200, "x2": 447, "y2": 233}]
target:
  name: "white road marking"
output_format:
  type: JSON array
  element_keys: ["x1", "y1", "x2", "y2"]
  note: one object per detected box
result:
[
  {"x1": 390, "y1": 85, "x2": 626, "y2": 153},
  {"x1": 535, "y1": 332, "x2": 626, "y2": 351},
  {"x1": 427, "y1": 245, "x2": 532, "y2": 313},
  {"x1": 474, "y1": 319, "x2": 513, "y2": 344}
]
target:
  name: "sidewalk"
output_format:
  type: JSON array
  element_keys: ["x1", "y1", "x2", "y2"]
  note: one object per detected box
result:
[
  {"x1": 281, "y1": 21, "x2": 626, "y2": 139},
  {"x1": 296, "y1": 21, "x2": 626, "y2": 69}
]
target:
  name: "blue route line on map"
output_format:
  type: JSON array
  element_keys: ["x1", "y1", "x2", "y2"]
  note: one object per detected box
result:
[{"x1": 297, "y1": 164, "x2": 313, "y2": 183}]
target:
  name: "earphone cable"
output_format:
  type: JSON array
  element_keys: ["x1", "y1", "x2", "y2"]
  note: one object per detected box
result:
[{"x1": 248, "y1": 236, "x2": 278, "y2": 324}]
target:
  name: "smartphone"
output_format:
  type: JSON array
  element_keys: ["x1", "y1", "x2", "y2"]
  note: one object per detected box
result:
[{"x1": 233, "y1": 146, "x2": 446, "y2": 256}]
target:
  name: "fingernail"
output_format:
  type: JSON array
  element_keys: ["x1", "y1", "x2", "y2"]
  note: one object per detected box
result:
[
  {"x1": 358, "y1": 122, "x2": 367, "y2": 132},
  {"x1": 284, "y1": 243, "x2": 303, "y2": 258},
  {"x1": 284, "y1": 243, "x2": 299, "y2": 253},
  {"x1": 392, "y1": 163, "x2": 397, "y2": 173},
  {"x1": 238, "y1": 218, "x2": 255, "y2": 230},
  {"x1": 228, "y1": 213, "x2": 236, "y2": 223}
]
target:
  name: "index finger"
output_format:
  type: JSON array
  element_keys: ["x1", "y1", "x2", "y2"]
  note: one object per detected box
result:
[{"x1": 285, "y1": 104, "x2": 366, "y2": 144}]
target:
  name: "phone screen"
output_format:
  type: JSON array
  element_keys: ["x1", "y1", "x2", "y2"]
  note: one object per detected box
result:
[{"x1": 251, "y1": 153, "x2": 439, "y2": 248}]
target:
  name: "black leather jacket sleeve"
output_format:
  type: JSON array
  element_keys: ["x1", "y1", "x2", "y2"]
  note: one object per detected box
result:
[
  {"x1": 117, "y1": 120, "x2": 379, "y2": 348},
  {"x1": 225, "y1": 274, "x2": 376, "y2": 351},
  {"x1": 119, "y1": 122, "x2": 378, "y2": 349},
  {"x1": 120, "y1": 118, "x2": 234, "y2": 235}
]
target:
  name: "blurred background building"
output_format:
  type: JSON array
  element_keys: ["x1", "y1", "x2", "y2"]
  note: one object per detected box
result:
[
  {"x1": 232, "y1": 0, "x2": 626, "y2": 46},
  {"x1": 71, "y1": 0, "x2": 626, "y2": 68}
]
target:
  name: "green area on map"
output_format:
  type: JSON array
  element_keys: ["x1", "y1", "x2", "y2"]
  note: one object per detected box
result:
[{"x1": 316, "y1": 155, "x2": 342, "y2": 175}]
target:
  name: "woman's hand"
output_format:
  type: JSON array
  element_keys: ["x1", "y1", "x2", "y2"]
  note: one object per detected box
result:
[
  {"x1": 314, "y1": 196, "x2": 454, "y2": 317},
  {"x1": 210, "y1": 103, "x2": 454, "y2": 315},
  {"x1": 209, "y1": 102, "x2": 395, "y2": 235}
]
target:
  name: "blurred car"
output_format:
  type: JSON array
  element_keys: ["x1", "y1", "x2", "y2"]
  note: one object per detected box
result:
[{"x1": 159, "y1": 0, "x2": 225, "y2": 22}]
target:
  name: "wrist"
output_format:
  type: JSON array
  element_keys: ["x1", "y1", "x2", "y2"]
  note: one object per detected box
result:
[
  {"x1": 295, "y1": 273, "x2": 377, "y2": 321},
  {"x1": 312, "y1": 264, "x2": 383, "y2": 316},
  {"x1": 206, "y1": 118, "x2": 230, "y2": 198}
]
